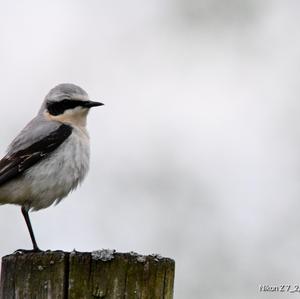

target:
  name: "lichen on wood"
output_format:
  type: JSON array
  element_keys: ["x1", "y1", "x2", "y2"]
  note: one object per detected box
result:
[{"x1": 0, "y1": 250, "x2": 175, "y2": 299}]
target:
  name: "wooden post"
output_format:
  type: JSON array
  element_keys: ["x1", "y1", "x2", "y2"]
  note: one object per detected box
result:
[{"x1": 0, "y1": 250, "x2": 175, "y2": 299}]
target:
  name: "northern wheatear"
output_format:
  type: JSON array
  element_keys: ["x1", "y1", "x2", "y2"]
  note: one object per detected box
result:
[{"x1": 0, "y1": 83, "x2": 103, "y2": 251}]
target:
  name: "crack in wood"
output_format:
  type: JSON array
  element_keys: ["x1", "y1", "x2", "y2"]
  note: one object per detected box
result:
[{"x1": 0, "y1": 251, "x2": 175, "y2": 299}]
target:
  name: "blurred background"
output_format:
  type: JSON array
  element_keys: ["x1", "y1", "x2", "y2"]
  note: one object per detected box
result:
[{"x1": 0, "y1": 0, "x2": 299, "y2": 298}]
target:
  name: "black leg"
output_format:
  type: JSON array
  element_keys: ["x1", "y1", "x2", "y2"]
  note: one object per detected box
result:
[{"x1": 21, "y1": 206, "x2": 41, "y2": 252}]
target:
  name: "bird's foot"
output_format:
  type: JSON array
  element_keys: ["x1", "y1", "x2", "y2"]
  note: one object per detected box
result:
[{"x1": 14, "y1": 248, "x2": 43, "y2": 254}]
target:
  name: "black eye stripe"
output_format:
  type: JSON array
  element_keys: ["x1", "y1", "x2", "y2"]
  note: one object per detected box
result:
[{"x1": 47, "y1": 100, "x2": 88, "y2": 116}]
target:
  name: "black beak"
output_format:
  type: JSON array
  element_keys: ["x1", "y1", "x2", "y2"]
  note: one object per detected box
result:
[{"x1": 84, "y1": 101, "x2": 104, "y2": 108}]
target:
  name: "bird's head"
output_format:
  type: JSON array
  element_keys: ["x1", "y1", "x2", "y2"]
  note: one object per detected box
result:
[{"x1": 41, "y1": 83, "x2": 103, "y2": 127}]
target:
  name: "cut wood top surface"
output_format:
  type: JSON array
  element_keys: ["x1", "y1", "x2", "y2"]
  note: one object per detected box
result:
[{"x1": 0, "y1": 250, "x2": 175, "y2": 299}]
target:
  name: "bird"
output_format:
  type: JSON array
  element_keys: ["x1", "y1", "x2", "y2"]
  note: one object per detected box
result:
[{"x1": 0, "y1": 83, "x2": 103, "y2": 251}]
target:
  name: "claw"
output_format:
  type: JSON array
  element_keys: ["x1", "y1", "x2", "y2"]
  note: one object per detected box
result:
[{"x1": 14, "y1": 248, "x2": 43, "y2": 254}]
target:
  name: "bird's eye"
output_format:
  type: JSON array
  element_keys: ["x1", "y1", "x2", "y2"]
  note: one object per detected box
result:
[
  {"x1": 47, "y1": 100, "x2": 83, "y2": 116},
  {"x1": 47, "y1": 101, "x2": 62, "y2": 116}
]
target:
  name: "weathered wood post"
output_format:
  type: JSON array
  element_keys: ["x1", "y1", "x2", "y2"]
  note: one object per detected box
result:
[{"x1": 0, "y1": 250, "x2": 175, "y2": 299}]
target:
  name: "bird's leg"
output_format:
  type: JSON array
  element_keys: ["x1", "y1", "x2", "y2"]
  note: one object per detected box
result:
[{"x1": 21, "y1": 206, "x2": 41, "y2": 252}]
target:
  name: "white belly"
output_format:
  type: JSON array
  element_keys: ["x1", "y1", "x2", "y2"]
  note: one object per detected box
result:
[{"x1": 0, "y1": 126, "x2": 90, "y2": 210}]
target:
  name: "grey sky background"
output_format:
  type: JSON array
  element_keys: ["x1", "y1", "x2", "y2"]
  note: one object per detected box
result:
[{"x1": 0, "y1": 1, "x2": 300, "y2": 298}]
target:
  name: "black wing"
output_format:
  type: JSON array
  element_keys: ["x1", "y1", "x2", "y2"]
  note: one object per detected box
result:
[{"x1": 0, "y1": 124, "x2": 72, "y2": 186}]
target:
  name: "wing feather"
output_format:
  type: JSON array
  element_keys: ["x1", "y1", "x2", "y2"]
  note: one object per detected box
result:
[{"x1": 0, "y1": 124, "x2": 72, "y2": 186}]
